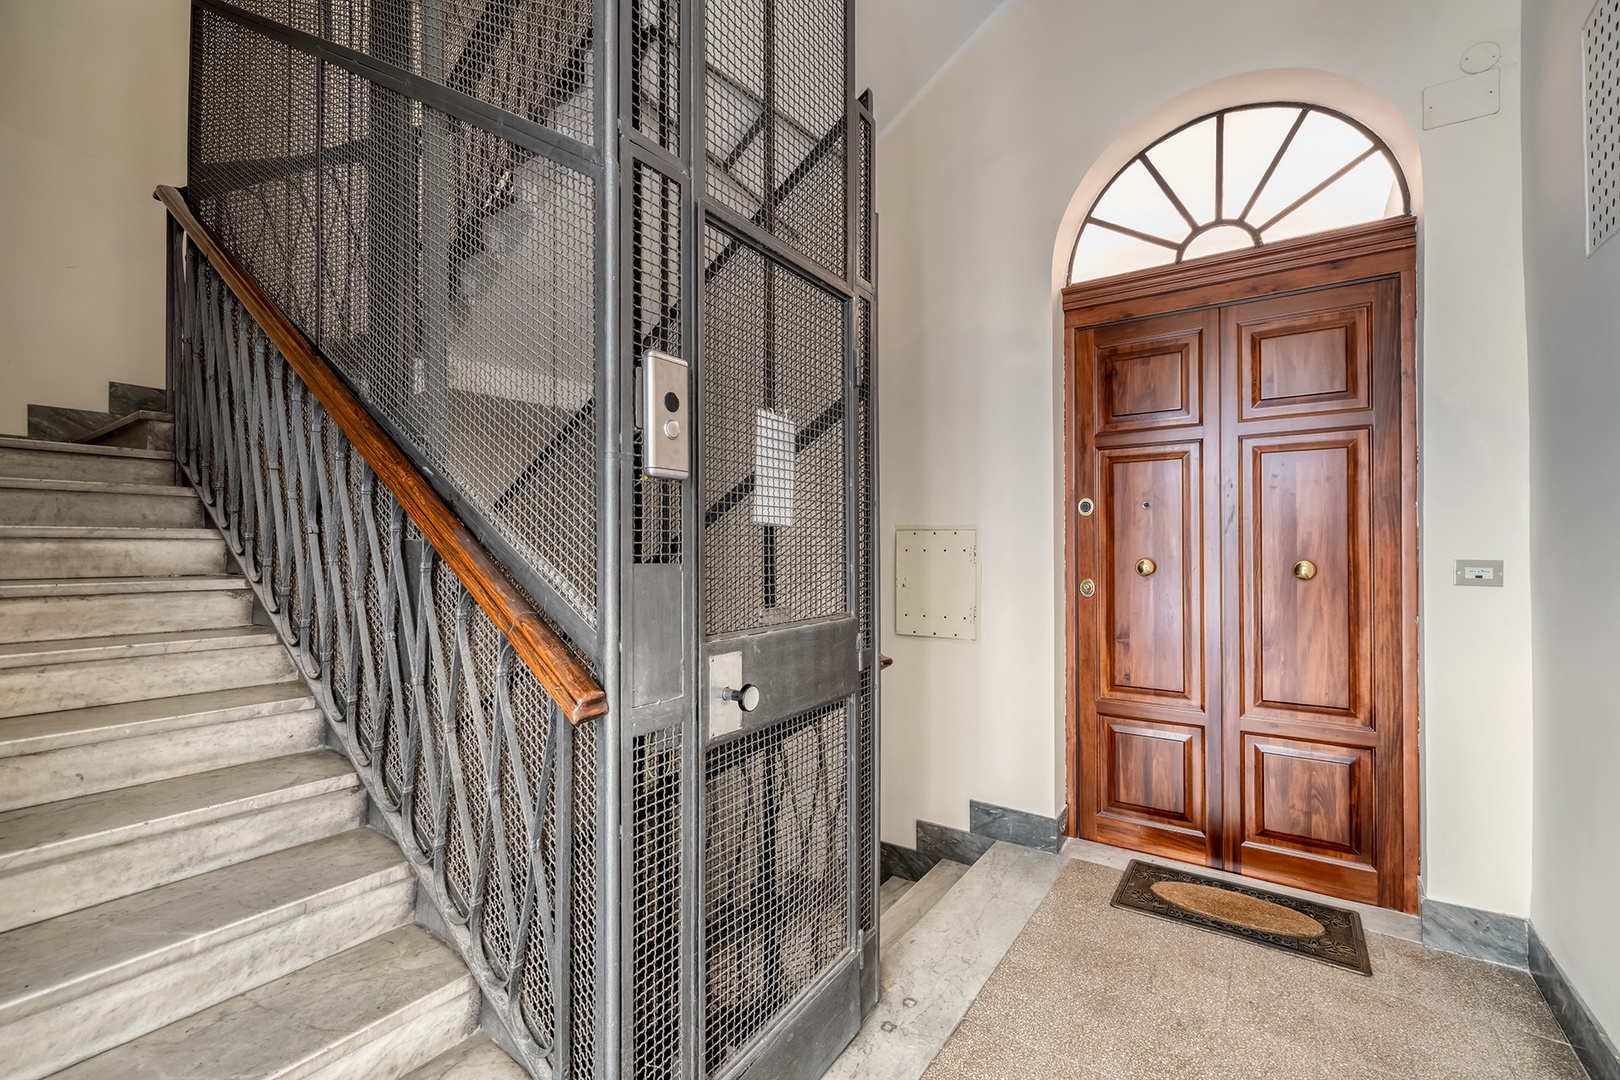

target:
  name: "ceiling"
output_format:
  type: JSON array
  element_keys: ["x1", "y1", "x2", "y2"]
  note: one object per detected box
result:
[{"x1": 853, "y1": 0, "x2": 1011, "y2": 138}]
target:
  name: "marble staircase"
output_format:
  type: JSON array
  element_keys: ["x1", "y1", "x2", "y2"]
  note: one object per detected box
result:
[
  {"x1": 828, "y1": 842, "x2": 1066, "y2": 1080},
  {"x1": 0, "y1": 437, "x2": 523, "y2": 1079}
]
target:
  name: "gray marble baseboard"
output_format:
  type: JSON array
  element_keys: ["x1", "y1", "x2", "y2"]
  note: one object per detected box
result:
[
  {"x1": 109, "y1": 381, "x2": 168, "y2": 415},
  {"x1": 916, "y1": 819, "x2": 995, "y2": 867},
  {"x1": 883, "y1": 801, "x2": 1068, "y2": 882},
  {"x1": 1421, "y1": 897, "x2": 1528, "y2": 968},
  {"x1": 1531, "y1": 926, "x2": 1620, "y2": 1080},
  {"x1": 969, "y1": 800, "x2": 1061, "y2": 853},
  {"x1": 880, "y1": 841, "x2": 937, "y2": 883},
  {"x1": 28, "y1": 405, "x2": 115, "y2": 443}
]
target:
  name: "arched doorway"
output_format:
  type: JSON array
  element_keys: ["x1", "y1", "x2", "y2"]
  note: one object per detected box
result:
[{"x1": 1061, "y1": 101, "x2": 1420, "y2": 913}]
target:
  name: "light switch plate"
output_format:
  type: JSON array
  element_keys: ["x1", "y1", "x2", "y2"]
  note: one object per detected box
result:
[
  {"x1": 1454, "y1": 559, "x2": 1504, "y2": 587},
  {"x1": 895, "y1": 528, "x2": 979, "y2": 639}
]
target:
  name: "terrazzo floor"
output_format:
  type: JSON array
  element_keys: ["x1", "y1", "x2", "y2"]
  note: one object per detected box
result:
[{"x1": 920, "y1": 859, "x2": 1587, "y2": 1080}]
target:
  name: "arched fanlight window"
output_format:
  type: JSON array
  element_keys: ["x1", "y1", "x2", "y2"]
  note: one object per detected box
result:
[{"x1": 1069, "y1": 104, "x2": 1410, "y2": 284}]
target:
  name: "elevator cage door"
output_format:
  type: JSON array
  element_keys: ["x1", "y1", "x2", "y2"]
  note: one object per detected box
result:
[
  {"x1": 180, "y1": 0, "x2": 877, "y2": 1075},
  {"x1": 625, "y1": 0, "x2": 879, "y2": 1077}
]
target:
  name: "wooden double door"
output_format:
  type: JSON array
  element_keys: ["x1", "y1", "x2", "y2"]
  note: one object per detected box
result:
[{"x1": 1064, "y1": 221, "x2": 1419, "y2": 912}]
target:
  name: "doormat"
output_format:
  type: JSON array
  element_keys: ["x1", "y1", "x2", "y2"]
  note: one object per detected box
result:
[{"x1": 1110, "y1": 859, "x2": 1372, "y2": 976}]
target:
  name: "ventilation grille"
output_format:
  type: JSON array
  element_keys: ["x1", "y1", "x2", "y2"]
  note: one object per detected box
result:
[
  {"x1": 703, "y1": 704, "x2": 850, "y2": 1075},
  {"x1": 1587, "y1": 0, "x2": 1620, "y2": 254},
  {"x1": 189, "y1": 7, "x2": 601, "y2": 627},
  {"x1": 700, "y1": 226, "x2": 848, "y2": 637}
]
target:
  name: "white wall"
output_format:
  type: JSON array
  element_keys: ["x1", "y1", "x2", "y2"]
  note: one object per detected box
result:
[
  {"x1": 1522, "y1": 0, "x2": 1620, "y2": 1038},
  {"x1": 875, "y1": 0, "x2": 1536, "y2": 916},
  {"x1": 0, "y1": 0, "x2": 190, "y2": 437}
]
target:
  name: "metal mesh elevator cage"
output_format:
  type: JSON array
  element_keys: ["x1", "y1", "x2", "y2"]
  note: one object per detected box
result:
[{"x1": 181, "y1": 0, "x2": 878, "y2": 1077}]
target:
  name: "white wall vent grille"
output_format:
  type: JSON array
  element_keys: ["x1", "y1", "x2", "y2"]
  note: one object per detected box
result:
[{"x1": 1585, "y1": 0, "x2": 1620, "y2": 254}]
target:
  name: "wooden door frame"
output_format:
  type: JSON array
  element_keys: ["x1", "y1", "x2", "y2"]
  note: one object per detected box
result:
[{"x1": 1061, "y1": 216, "x2": 1421, "y2": 912}]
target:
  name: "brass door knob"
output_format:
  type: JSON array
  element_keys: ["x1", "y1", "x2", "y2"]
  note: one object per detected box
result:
[
  {"x1": 1293, "y1": 560, "x2": 1317, "y2": 581},
  {"x1": 1135, "y1": 558, "x2": 1156, "y2": 577}
]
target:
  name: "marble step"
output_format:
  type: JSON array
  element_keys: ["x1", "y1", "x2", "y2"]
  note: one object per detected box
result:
[
  {"x1": 879, "y1": 875, "x2": 916, "y2": 914},
  {"x1": 826, "y1": 842, "x2": 1066, "y2": 1080},
  {"x1": 0, "y1": 436, "x2": 175, "y2": 487},
  {"x1": 0, "y1": 627, "x2": 296, "y2": 719},
  {"x1": 880, "y1": 860, "x2": 969, "y2": 950},
  {"x1": 0, "y1": 576, "x2": 255, "y2": 644},
  {"x1": 0, "y1": 477, "x2": 202, "y2": 528},
  {"x1": 0, "y1": 829, "x2": 413, "y2": 1080},
  {"x1": 51, "y1": 924, "x2": 478, "y2": 1080},
  {"x1": 0, "y1": 526, "x2": 225, "y2": 580},
  {"x1": 398, "y1": 1036, "x2": 528, "y2": 1080},
  {"x1": 0, "y1": 684, "x2": 321, "y2": 812},
  {"x1": 0, "y1": 751, "x2": 363, "y2": 932}
]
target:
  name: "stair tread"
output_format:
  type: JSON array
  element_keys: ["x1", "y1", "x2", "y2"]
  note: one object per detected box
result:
[
  {"x1": 879, "y1": 875, "x2": 915, "y2": 914},
  {"x1": 0, "y1": 576, "x2": 250, "y2": 598},
  {"x1": 0, "y1": 476, "x2": 196, "y2": 498},
  {"x1": 0, "y1": 525, "x2": 218, "y2": 539},
  {"x1": 399, "y1": 1036, "x2": 527, "y2": 1080},
  {"x1": 0, "y1": 626, "x2": 280, "y2": 669},
  {"x1": 0, "y1": 684, "x2": 315, "y2": 759},
  {"x1": 51, "y1": 925, "x2": 472, "y2": 1080},
  {"x1": 0, "y1": 829, "x2": 407, "y2": 1023},
  {"x1": 880, "y1": 859, "x2": 968, "y2": 948},
  {"x1": 0, "y1": 751, "x2": 357, "y2": 871},
  {"x1": 0, "y1": 435, "x2": 170, "y2": 461}
]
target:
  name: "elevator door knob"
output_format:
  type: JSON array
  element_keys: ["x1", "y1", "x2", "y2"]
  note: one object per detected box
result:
[{"x1": 724, "y1": 684, "x2": 761, "y2": 712}]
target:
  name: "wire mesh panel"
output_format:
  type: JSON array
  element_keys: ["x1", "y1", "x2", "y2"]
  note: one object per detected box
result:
[
  {"x1": 699, "y1": 226, "x2": 847, "y2": 637},
  {"x1": 633, "y1": 162, "x2": 684, "y2": 565},
  {"x1": 631, "y1": 0, "x2": 680, "y2": 152},
  {"x1": 854, "y1": 294, "x2": 876, "y2": 936},
  {"x1": 702, "y1": 705, "x2": 850, "y2": 1076},
  {"x1": 631, "y1": 729, "x2": 684, "y2": 1079},
  {"x1": 189, "y1": 7, "x2": 601, "y2": 629},
  {"x1": 234, "y1": 0, "x2": 596, "y2": 145},
  {"x1": 703, "y1": 0, "x2": 847, "y2": 276}
]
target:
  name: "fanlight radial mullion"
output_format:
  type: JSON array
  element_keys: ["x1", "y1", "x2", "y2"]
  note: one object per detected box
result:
[{"x1": 1070, "y1": 103, "x2": 1410, "y2": 285}]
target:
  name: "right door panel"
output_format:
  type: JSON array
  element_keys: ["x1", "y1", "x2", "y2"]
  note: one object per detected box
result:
[{"x1": 1221, "y1": 279, "x2": 1402, "y2": 907}]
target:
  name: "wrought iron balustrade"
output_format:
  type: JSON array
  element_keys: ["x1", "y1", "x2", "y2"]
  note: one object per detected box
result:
[{"x1": 162, "y1": 186, "x2": 600, "y2": 1078}]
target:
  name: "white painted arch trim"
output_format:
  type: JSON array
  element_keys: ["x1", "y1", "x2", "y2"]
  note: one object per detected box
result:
[{"x1": 1049, "y1": 68, "x2": 1426, "y2": 293}]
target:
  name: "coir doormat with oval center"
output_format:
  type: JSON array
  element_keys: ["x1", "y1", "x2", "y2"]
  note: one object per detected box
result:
[{"x1": 1110, "y1": 860, "x2": 1372, "y2": 975}]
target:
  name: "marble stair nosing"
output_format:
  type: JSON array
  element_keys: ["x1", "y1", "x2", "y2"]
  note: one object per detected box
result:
[
  {"x1": 0, "y1": 626, "x2": 283, "y2": 669},
  {"x1": 0, "y1": 528, "x2": 226, "y2": 580},
  {"x1": 0, "y1": 752, "x2": 364, "y2": 932},
  {"x1": 0, "y1": 575, "x2": 251, "y2": 598},
  {"x1": 398, "y1": 1036, "x2": 528, "y2": 1080},
  {"x1": 879, "y1": 860, "x2": 967, "y2": 949},
  {"x1": 0, "y1": 683, "x2": 316, "y2": 759},
  {"x1": 49, "y1": 925, "x2": 479, "y2": 1080},
  {"x1": 880, "y1": 876, "x2": 916, "y2": 915},
  {"x1": 0, "y1": 478, "x2": 203, "y2": 528},
  {"x1": 0, "y1": 703, "x2": 325, "y2": 812},
  {"x1": 0, "y1": 636, "x2": 298, "y2": 719},
  {"x1": 0, "y1": 438, "x2": 176, "y2": 487},
  {"x1": 0, "y1": 584, "x2": 255, "y2": 643},
  {"x1": 0, "y1": 830, "x2": 414, "y2": 1080}
]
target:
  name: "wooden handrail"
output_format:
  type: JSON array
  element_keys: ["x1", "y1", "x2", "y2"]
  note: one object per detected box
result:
[{"x1": 156, "y1": 185, "x2": 607, "y2": 724}]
